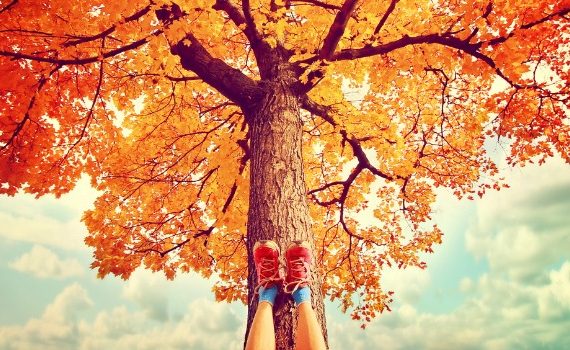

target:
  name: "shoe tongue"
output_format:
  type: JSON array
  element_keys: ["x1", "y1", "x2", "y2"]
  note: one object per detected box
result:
[
  {"x1": 288, "y1": 247, "x2": 311, "y2": 261},
  {"x1": 257, "y1": 246, "x2": 276, "y2": 256},
  {"x1": 289, "y1": 246, "x2": 305, "y2": 254}
]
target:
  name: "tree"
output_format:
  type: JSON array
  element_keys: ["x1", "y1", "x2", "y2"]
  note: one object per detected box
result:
[{"x1": 1, "y1": 0, "x2": 569, "y2": 348}]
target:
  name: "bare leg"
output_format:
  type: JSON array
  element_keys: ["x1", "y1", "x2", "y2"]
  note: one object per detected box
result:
[
  {"x1": 245, "y1": 301, "x2": 276, "y2": 350},
  {"x1": 295, "y1": 302, "x2": 327, "y2": 350}
]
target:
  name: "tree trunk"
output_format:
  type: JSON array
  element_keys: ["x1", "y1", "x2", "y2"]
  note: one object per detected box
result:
[{"x1": 245, "y1": 80, "x2": 328, "y2": 349}]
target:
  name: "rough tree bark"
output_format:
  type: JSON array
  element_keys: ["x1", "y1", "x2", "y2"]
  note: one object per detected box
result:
[
  {"x1": 245, "y1": 79, "x2": 328, "y2": 349},
  {"x1": 156, "y1": 4, "x2": 328, "y2": 348}
]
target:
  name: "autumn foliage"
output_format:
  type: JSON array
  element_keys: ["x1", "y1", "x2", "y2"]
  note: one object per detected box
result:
[{"x1": 1, "y1": 0, "x2": 569, "y2": 337}]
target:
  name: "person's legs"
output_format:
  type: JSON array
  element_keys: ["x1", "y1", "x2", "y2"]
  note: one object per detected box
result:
[
  {"x1": 245, "y1": 240, "x2": 282, "y2": 350},
  {"x1": 285, "y1": 241, "x2": 327, "y2": 350},
  {"x1": 295, "y1": 301, "x2": 327, "y2": 350},
  {"x1": 245, "y1": 289, "x2": 277, "y2": 350}
]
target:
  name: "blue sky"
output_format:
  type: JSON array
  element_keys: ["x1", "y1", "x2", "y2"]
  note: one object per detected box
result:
[{"x1": 1, "y1": 155, "x2": 570, "y2": 349}]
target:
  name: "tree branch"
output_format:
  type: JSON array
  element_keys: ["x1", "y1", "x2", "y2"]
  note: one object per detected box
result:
[
  {"x1": 115, "y1": 72, "x2": 201, "y2": 82},
  {"x1": 483, "y1": 7, "x2": 570, "y2": 47},
  {"x1": 302, "y1": 96, "x2": 401, "y2": 194},
  {"x1": 213, "y1": 0, "x2": 262, "y2": 46},
  {"x1": 522, "y1": 6, "x2": 569, "y2": 29},
  {"x1": 241, "y1": 0, "x2": 262, "y2": 45},
  {"x1": 0, "y1": 0, "x2": 17, "y2": 14},
  {"x1": 310, "y1": 165, "x2": 362, "y2": 206},
  {"x1": 0, "y1": 30, "x2": 161, "y2": 65},
  {"x1": 300, "y1": 96, "x2": 338, "y2": 126},
  {"x1": 331, "y1": 33, "x2": 475, "y2": 60},
  {"x1": 299, "y1": 7, "x2": 569, "y2": 91},
  {"x1": 156, "y1": 4, "x2": 262, "y2": 108},
  {"x1": 63, "y1": 4, "x2": 152, "y2": 47},
  {"x1": 58, "y1": 58, "x2": 105, "y2": 162},
  {"x1": 213, "y1": 0, "x2": 246, "y2": 26},
  {"x1": 319, "y1": 0, "x2": 360, "y2": 59},
  {"x1": 170, "y1": 33, "x2": 262, "y2": 106},
  {"x1": 328, "y1": 33, "x2": 519, "y2": 87},
  {"x1": 134, "y1": 226, "x2": 215, "y2": 257},
  {"x1": 1, "y1": 66, "x2": 60, "y2": 154},
  {"x1": 291, "y1": 0, "x2": 341, "y2": 11},
  {"x1": 373, "y1": 0, "x2": 399, "y2": 36},
  {"x1": 340, "y1": 130, "x2": 396, "y2": 181}
]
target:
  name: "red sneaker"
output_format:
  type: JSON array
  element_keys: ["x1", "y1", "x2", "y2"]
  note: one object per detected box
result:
[
  {"x1": 284, "y1": 240, "x2": 312, "y2": 293},
  {"x1": 253, "y1": 240, "x2": 282, "y2": 293}
]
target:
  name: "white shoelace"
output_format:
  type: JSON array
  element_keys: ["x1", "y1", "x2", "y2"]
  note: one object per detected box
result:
[
  {"x1": 284, "y1": 257, "x2": 311, "y2": 293},
  {"x1": 254, "y1": 257, "x2": 281, "y2": 294}
]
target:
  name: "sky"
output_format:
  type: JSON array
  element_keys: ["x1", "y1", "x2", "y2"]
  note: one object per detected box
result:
[{"x1": 1, "y1": 153, "x2": 570, "y2": 350}]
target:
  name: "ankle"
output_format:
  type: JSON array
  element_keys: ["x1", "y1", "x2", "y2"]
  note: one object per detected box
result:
[
  {"x1": 292, "y1": 286, "x2": 311, "y2": 306},
  {"x1": 258, "y1": 285, "x2": 279, "y2": 306}
]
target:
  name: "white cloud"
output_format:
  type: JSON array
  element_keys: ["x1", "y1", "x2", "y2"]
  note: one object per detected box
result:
[
  {"x1": 459, "y1": 277, "x2": 473, "y2": 293},
  {"x1": 329, "y1": 262, "x2": 570, "y2": 350},
  {"x1": 0, "y1": 176, "x2": 98, "y2": 250},
  {"x1": 0, "y1": 208, "x2": 87, "y2": 250},
  {"x1": 466, "y1": 158, "x2": 570, "y2": 283},
  {"x1": 0, "y1": 283, "x2": 93, "y2": 350},
  {"x1": 1, "y1": 261, "x2": 568, "y2": 350},
  {"x1": 122, "y1": 270, "x2": 169, "y2": 321},
  {"x1": 381, "y1": 266, "x2": 431, "y2": 304},
  {"x1": 1, "y1": 148, "x2": 568, "y2": 350},
  {"x1": 118, "y1": 268, "x2": 224, "y2": 323},
  {"x1": 0, "y1": 282, "x2": 245, "y2": 350},
  {"x1": 327, "y1": 158, "x2": 570, "y2": 350},
  {"x1": 42, "y1": 284, "x2": 93, "y2": 323},
  {"x1": 9, "y1": 245, "x2": 84, "y2": 279},
  {"x1": 538, "y1": 261, "x2": 570, "y2": 321},
  {"x1": 78, "y1": 299, "x2": 244, "y2": 350},
  {"x1": 466, "y1": 224, "x2": 570, "y2": 283}
]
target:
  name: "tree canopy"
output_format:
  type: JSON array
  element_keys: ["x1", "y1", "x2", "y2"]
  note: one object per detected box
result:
[{"x1": 1, "y1": 0, "x2": 569, "y2": 327}]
